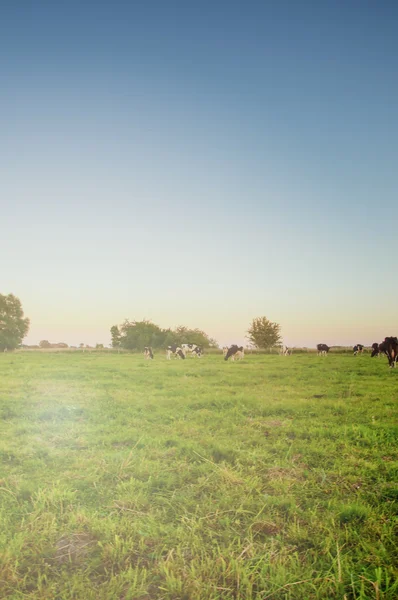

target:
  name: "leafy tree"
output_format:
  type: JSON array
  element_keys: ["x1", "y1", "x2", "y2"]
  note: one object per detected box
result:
[
  {"x1": 208, "y1": 337, "x2": 219, "y2": 349},
  {"x1": 163, "y1": 328, "x2": 178, "y2": 348},
  {"x1": 119, "y1": 320, "x2": 164, "y2": 351},
  {"x1": 110, "y1": 326, "x2": 121, "y2": 348},
  {"x1": 0, "y1": 294, "x2": 30, "y2": 351},
  {"x1": 172, "y1": 326, "x2": 215, "y2": 348},
  {"x1": 39, "y1": 340, "x2": 52, "y2": 348},
  {"x1": 247, "y1": 316, "x2": 282, "y2": 350},
  {"x1": 110, "y1": 320, "x2": 218, "y2": 351}
]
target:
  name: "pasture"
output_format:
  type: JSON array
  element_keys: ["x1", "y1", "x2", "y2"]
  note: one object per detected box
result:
[{"x1": 0, "y1": 351, "x2": 397, "y2": 599}]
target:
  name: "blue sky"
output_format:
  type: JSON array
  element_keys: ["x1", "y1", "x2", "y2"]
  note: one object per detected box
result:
[{"x1": 1, "y1": 1, "x2": 397, "y2": 347}]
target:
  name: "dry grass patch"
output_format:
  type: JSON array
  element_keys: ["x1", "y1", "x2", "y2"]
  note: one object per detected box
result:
[{"x1": 54, "y1": 532, "x2": 97, "y2": 565}]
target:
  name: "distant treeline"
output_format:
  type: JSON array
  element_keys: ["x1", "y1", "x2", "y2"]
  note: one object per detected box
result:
[
  {"x1": 22, "y1": 342, "x2": 105, "y2": 350},
  {"x1": 110, "y1": 320, "x2": 218, "y2": 351},
  {"x1": 39, "y1": 341, "x2": 69, "y2": 349},
  {"x1": 21, "y1": 342, "x2": 69, "y2": 349}
]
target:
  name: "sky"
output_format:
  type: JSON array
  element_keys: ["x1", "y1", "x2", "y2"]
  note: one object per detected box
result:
[{"x1": 1, "y1": 0, "x2": 397, "y2": 348}]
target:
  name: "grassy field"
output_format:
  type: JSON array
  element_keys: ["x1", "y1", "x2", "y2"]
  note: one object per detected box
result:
[{"x1": 0, "y1": 352, "x2": 397, "y2": 599}]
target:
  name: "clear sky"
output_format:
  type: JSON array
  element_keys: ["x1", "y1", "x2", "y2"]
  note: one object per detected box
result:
[{"x1": 1, "y1": 1, "x2": 397, "y2": 348}]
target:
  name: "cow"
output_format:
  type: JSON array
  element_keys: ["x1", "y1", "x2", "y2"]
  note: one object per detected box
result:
[
  {"x1": 224, "y1": 345, "x2": 244, "y2": 361},
  {"x1": 380, "y1": 337, "x2": 398, "y2": 368},
  {"x1": 181, "y1": 343, "x2": 202, "y2": 358},
  {"x1": 144, "y1": 347, "x2": 154, "y2": 360},
  {"x1": 223, "y1": 346, "x2": 229, "y2": 357},
  {"x1": 353, "y1": 344, "x2": 364, "y2": 355},
  {"x1": 371, "y1": 342, "x2": 381, "y2": 358},
  {"x1": 317, "y1": 344, "x2": 330, "y2": 356},
  {"x1": 166, "y1": 345, "x2": 185, "y2": 360},
  {"x1": 281, "y1": 346, "x2": 292, "y2": 356},
  {"x1": 370, "y1": 342, "x2": 386, "y2": 358}
]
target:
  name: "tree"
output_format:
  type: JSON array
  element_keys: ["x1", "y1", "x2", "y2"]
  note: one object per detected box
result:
[
  {"x1": 110, "y1": 326, "x2": 121, "y2": 348},
  {"x1": 0, "y1": 294, "x2": 30, "y2": 351},
  {"x1": 172, "y1": 326, "x2": 216, "y2": 348},
  {"x1": 110, "y1": 320, "x2": 218, "y2": 351},
  {"x1": 247, "y1": 316, "x2": 282, "y2": 350},
  {"x1": 118, "y1": 320, "x2": 165, "y2": 351},
  {"x1": 39, "y1": 340, "x2": 52, "y2": 348}
]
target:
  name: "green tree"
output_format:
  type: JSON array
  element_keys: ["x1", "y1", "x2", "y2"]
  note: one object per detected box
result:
[
  {"x1": 0, "y1": 294, "x2": 30, "y2": 351},
  {"x1": 39, "y1": 340, "x2": 52, "y2": 348},
  {"x1": 110, "y1": 320, "x2": 217, "y2": 351},
  {"x1": 172, "y1": 326, "x2": 216, "y2": 348},
  {"x1": 247, "y1": 316, "x2": 282, "y2": 350},
  {"x1": 110, "y1": 326, "x2": 121, "y2": 348},
  {"x1": 119, "y1": 320, "x2": 164, "y2": 351}
]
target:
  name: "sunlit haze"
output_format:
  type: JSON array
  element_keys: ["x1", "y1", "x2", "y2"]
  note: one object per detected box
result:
[{"x1": 2, "y1": 1, "x2": 397, "y2": 348}]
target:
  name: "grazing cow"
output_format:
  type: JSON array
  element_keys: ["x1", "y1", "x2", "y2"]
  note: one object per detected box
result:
[
  {"x1": 371, "y1": 342, "x2": 381, "y2": 358},
  {"x1": 144, "y1": 347, "x2": 154, "y2": 360},
  {"x1": 317, "y1": 344, "x2": 330, "y2": 356},
  {"x1": 224, "y1": 345, "x2": 244, "y2": 361},
  {"x1": 380, "y1": 337, "x2": 398, "y2": 368},
  {"x1": 166, "y1": 345, "x2": 185, "y2": 360},
  {"x1": 223, "y1": 346, "x2": 229, "y2": 357},
  {"x1": 181, "y1": 343, "x2": 202, "y2": 358},
  {"x1": 353, "y1": 344, "x2": 364, "y2": 355},
  {"x1": 281, "y1": 346, "x2": 292, "y2": 356}
]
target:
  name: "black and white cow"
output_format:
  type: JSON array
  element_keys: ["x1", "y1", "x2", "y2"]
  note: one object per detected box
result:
[
  {"x1": 144, "y1": 347, "x2": 154, "y2": 359},
  {"x1": 281, "y1": 346, "x2": 292, "y2": 356},
  {"x1": 222, "y1": 346, "x2": 229, "y2": 357},
  {"x1": 166, "y1": 345, "x2": 185, "y2": 360},
  {"x1": 181, "y1": 343, "x2": 202, "y2": 358},
  {"x1": 372, "y1": 341, "x2": 390, "y2": 359},
  {"x1": 380, "y1": 337, "x2": 398, "y2": 368},
  {"x1": 353, "y1": 344, "x2": 364, "y2": 355},
  {"x1": 224, "y1": 345, "x2": 244, "y2": 361},
  {"x1": 371, "y1": 342, "x2": 381, "y2": 358},
  {"x1": 317, "y1": 344, "x2": 330, "y2": 356}
]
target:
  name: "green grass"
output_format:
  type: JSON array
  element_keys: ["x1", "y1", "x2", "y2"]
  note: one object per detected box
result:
[{"x1": 0, "y1": 351, "x2": 397, "y2": 599}]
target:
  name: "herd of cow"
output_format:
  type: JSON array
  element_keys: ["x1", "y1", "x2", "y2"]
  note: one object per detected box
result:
[
  {"x1": 315, "y1": 337, "x2": 398, "y2": 368},
  {"x1": 143, "y1": 337, "x2": 398, "y2": 368},
  {"x1": 143, "y1": 343, "x2": 245, "y2": 361}
]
